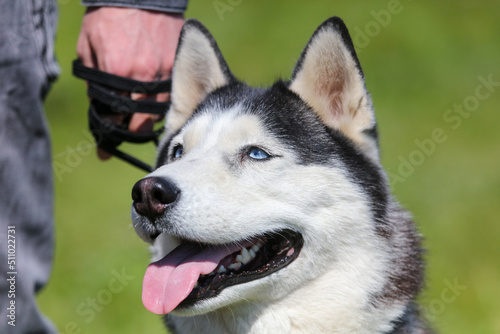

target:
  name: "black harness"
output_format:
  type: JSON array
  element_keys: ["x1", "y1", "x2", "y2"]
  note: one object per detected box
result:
[{"x1": 72, "y1": 59, "x2": 171, "y2": 172}]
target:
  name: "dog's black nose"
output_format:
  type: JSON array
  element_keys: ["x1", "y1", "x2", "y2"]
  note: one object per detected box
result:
[{"x1": 132, "y1": 177, "x2": 180, "y2": 222}]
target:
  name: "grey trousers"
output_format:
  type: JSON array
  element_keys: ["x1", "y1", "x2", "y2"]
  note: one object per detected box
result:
[{"x1": 0, "y1": 1, "x2": 59, "y2": 333}]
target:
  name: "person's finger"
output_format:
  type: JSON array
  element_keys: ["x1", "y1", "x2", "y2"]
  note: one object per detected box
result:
[
  {"x1": 129, "y1": 113, "x2": 162, "y2": 133},
  {"x1": 97, "y1": 148, "x2": 112, "y2": 160}
]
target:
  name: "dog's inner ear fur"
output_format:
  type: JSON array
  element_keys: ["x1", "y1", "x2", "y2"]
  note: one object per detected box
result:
[
  {"x1": 165, "y1": 20, "x2": 233, "y2": 136},
  {"x1": 290, "y1": 18, "x2": 379, "y2": 162}
]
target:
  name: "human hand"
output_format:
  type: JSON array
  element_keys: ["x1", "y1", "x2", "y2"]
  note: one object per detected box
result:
[{"x1": 76, "y1": 7, "x2": 184, "y2": 160}]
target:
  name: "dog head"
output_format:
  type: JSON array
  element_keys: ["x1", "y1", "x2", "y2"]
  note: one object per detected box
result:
[{"x1": 131, "y1": 18, "x2": 421, "y2": 325}]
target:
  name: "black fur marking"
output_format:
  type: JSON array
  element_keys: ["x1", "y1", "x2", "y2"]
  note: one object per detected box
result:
[
  {"x1": 387, "y1": 302, "x2": 434, "y2": 334},
  {"x1": 383, "y1": 214, "x2": 425, "y2": 302},
  {"x1": 363, "y1": 124, "x2": 379, "y2": 142},
  {"x1": 365, "y1": 206, "x2": 427, "y2": 329}
]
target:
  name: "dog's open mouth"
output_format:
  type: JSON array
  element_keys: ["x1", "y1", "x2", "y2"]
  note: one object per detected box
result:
[{"x1": 142, "y1": 229, "x2": 303, "y2": 314}]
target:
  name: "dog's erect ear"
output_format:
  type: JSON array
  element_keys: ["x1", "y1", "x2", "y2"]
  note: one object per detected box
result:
[
  {"x1": 290, "y1": 17, "x2": 379, "y2": 162},
  {"x1": 165, "y1": 19, "x2": 234, "y2": 136}
]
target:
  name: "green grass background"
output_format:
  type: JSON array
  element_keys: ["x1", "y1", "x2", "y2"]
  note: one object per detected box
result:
[{"x1": 37, "y1": 0, "x2": 500, "y2": 333}]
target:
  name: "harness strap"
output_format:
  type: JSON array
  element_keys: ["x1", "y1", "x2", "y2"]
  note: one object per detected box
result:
[
  {"x1": 87, "y1": 82, "x2": 168, "y2": 115},
  {"x1": 73, "y1": 59, "x2": 171, "y2": 94},
  {"x1": 72, "y1": 59, "x2": 171, "y2": 173}
]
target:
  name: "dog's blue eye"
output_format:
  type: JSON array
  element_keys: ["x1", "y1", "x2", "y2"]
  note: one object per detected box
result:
[
  {"x1": 172, "y1": 145, "x2": 183, "y2": 159},
  {"x1": 248, "y1": 147, "x2": 270, "y2": 160}
]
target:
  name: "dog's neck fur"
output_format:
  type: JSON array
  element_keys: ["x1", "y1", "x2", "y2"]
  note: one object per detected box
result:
[
  {"x1": 165, "y1": 274, "x2": 423, "y2": 334},
  {"x1": 166, "y1": 300, "x2": 425, "y2": 334}
]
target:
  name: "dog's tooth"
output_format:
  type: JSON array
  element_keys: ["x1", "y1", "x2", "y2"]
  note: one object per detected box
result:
[
  {"x1": 241, "y1": 248, "x2": 251, "y2": 264},
  {"x1": 228, "y1": 262, "x2": 242, "y2": 271},
  {"x1": 252, "y1": 244, "x2": 260, "y2": 253},
  {"x1": 249, "y1": 249, "x2": 256, "y2": 259},
  {"x1": 217, "y1": 265, "x2": 226, "y2": 273},
  {"x1": 235, "y1": 255, "x2": 244, "y2": 263}
]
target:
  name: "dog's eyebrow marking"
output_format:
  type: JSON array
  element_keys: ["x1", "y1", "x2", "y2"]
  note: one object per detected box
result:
[{"x1": 182, "y1": 107, "x2": 265, "y2": 152}]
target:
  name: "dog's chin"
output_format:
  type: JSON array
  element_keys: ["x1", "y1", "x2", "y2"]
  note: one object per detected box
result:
[{"x1": 141, "y1": 226, "x2": 304, "y2": 314}]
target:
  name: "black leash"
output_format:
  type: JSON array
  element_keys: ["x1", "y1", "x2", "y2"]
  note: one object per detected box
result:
[{"x1": 72, "y1": 59, "x2": 171, "y2": 172}]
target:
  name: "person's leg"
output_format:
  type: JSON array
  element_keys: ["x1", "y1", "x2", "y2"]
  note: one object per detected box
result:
[{"x1": 0, "y1": 1, "x2": 58, "y2": 333}]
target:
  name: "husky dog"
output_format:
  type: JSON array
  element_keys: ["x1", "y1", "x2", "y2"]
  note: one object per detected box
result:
[{"x1": 131, "y1": 17, "x2": 432, "y2": 334}]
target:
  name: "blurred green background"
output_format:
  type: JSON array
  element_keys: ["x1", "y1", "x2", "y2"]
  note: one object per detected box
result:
[{"x1": 37, "y1": 0, "x2": 499, "y2": 333}]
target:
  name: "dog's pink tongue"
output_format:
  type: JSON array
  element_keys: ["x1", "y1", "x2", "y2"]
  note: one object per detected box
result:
[{"x1": 142, "y1": 242, "x2": 242, "y2": 314}]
